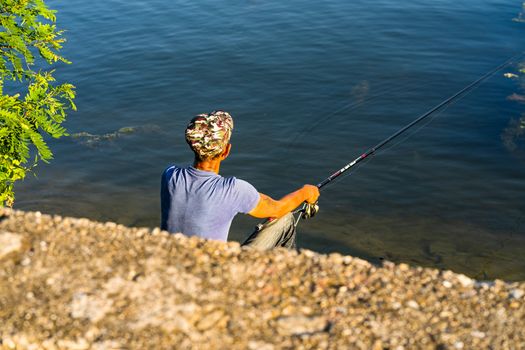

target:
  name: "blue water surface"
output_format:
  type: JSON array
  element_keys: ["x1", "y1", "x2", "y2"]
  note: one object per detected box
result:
[{"x1": 14, "y1": 0, "x2": 525, "y2": 280}]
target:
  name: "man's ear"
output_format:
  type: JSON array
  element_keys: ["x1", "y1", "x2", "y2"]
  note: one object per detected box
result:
[{"x1": 221, "y1": 143, "x2": 232, "y2": 159}]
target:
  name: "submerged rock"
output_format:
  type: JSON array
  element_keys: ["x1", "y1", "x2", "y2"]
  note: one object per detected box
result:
[
  {"x1": 350, "y1": 80, "x2": 370, "y2": 104},
  {"x1": 507, "y1": 93, "x2": 525, "y2": 103},
  {"x1": 0, "y1": 208, "x2": 524, "y2": 349},
  {"x1": 501, "y1": 115, "x2": 525, "y2": 153},
  {"x1": 70, "y1": 124, "x2": 163, "y2": 148}
]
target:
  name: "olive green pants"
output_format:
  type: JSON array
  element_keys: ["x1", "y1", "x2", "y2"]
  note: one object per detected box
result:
[{"x1": 241, "y1": 213, "x2": 297, "y2": 250}]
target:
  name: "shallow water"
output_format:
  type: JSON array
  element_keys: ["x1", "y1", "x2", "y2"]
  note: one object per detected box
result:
[{"x1": 14, "y1": 0, "x2": 525, "y2": 280}]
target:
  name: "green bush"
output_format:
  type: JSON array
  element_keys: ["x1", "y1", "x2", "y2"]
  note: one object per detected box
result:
[{"x1": 0, "y1": 0, "x2": 75, "y2": 206}]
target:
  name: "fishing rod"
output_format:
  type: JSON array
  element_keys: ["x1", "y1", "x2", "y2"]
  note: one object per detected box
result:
[
  {"x1": 294, "y1": 53, "x2": 523, "y2": 221},
  {"x1": 316, "y1": 53, "x2": 524, "y2": 190}
]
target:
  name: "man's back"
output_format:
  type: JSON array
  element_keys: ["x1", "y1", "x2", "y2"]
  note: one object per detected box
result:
[{"x1": 160, "y1": 165, "x2": 259, "y2": 241}]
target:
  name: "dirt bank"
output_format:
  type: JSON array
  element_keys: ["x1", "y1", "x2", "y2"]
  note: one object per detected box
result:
[{"x1": 0, "y1": 208, "x2": 524, "y2": 349}]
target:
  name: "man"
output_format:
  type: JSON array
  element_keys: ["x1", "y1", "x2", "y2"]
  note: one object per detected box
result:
[{"x1": 160, "y1": 110, "x2": 320, "y2": 249}]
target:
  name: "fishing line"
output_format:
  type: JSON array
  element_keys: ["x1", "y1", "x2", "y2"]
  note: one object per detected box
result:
[
  {"x1": 315, "y1": 53, "x2": 524, "y2": 190},
  {"x1": 375, "y1": 108, "x2": 444, "y2": 157},
  {"x1": 287, "y1": 81, "x2": 424, "y2": 150},
  {"x1": 325, "y1": 114, "x2": 438, "y2": 193},
  {"x1": 360, "y1": 74, "x2": 490, "y2": 166}
]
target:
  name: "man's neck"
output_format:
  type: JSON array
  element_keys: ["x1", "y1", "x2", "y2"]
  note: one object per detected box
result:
[{"x1": 193, "y1": 158, "x2": 221, "y2": 174}]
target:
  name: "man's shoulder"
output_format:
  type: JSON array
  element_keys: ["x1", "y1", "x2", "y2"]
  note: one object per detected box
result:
[
  {"x1": 228, "y1": 177, "x2": 260, "y2": 213},
  {"x1": 230, "y1": 177, "x2": 258, "y2": 193},
  {"x1": 162, "y1": 165, "x2": 190, "y2": 185},
  {"x1": 163, "y1": 164, "x2": 180, "y2": 172},
  {"x1": 163, "y1": 164, "x2": 189, "y2": 175}
]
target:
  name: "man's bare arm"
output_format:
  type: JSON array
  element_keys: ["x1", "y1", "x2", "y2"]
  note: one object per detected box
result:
[{"x1": 248, "y1": 185, "x2": 320, "y2": 219}]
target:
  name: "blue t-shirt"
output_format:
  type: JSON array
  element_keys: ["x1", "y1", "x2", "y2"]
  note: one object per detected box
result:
[{"x1": 160, "y1": 165, "x2": 260, "y2": 241}]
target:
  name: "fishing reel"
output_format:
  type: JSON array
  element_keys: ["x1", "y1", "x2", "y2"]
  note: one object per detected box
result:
[{"x1": 300, "y1": 201, "x2": 319, "y2": 219}]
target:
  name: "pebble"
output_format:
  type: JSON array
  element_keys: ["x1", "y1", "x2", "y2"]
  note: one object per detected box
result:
[
  {"x1": 456, "y1": 274, "x2": 473, "y2": 288},
  {"x1": 471, "y1": 330, "x2": 486, "y2": 338},
  {"x1": 509, "y1": 288, "x2": 524, "y2": 299},
  {"x1": 196, "y1": 309, "x2": 226, "y2": 331},
  {"x1": 276, "y1": 315, "x2": 328, "y2": 336},
  {"x1": 21, "y1": 257, "x2": 31, "y2": 266},
  {"x1": 443, "y1": 280, "x2": 453, "y2": 288},
  {"x1": 406, "y1": 300, "x2": 419, "y2": 309},
  {"x1": 0, "y1": 231, "x2": 24, "y2": 260},
  {"x1": 248, "y1": 341, "x2": 274, "y2": 350},
  {"x1": 454, "y1": 341, "x2": 464, "y2": 349}
]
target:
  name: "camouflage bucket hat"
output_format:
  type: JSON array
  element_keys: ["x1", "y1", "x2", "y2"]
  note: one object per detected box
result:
[{"x1": 185, "y1": 110, "x2": 234, "y2": 159}]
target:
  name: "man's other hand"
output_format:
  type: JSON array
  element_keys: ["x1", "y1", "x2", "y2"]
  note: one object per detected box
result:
[
  {"x1": 249, "y1": 184, "x2": 321, "y2": 219},
  {"x1": 302, "y1": 184, "x2": 320, "y2": 204}
]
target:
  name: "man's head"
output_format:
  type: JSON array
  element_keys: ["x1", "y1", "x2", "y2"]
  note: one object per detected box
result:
[{"x1": 185, "y1": 110, "x2": 234, "y2": 161}]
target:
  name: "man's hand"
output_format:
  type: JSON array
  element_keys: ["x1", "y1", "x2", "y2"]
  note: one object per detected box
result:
[
  {"x1": 249, "y1": 184, "x2": 321, "y2": 219},
  {"x1": 302, "y1": 184, "x2": 320, "y2": 204}
]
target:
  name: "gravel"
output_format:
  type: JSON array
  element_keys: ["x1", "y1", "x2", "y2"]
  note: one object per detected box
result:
[{"x1": 0, "y1": 208, "x2": 524, "y2": 349}]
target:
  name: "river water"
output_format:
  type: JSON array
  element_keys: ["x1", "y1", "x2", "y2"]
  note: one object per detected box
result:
[{"x1": 14, "y1": 0, "x2": 525, "y2": 280}]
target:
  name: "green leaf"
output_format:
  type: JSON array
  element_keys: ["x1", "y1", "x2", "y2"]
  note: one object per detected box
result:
[
  {"x1": 27, "y1": 130, "x2": 53, "y2": 161},
  {"x1": 0, "y1": 108, "x2": 20, "y2": 122},
  {"x1": 0, "y1": 127, "x2": 9, "y2": 138}
]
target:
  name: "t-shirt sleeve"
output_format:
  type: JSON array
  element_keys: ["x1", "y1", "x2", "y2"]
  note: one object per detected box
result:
[{"x1": 233, "y1": 179, "x2": 260, "y2": 214}]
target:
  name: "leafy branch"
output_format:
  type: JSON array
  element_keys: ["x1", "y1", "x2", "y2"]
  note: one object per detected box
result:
[{"x1": 0, "y1": 0, "x2": 75, "y2": 206}]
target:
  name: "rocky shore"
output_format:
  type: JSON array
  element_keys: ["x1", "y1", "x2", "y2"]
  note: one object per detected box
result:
[{"x1": 1, "y1": 208, "x2": 524, "y2": 349}]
